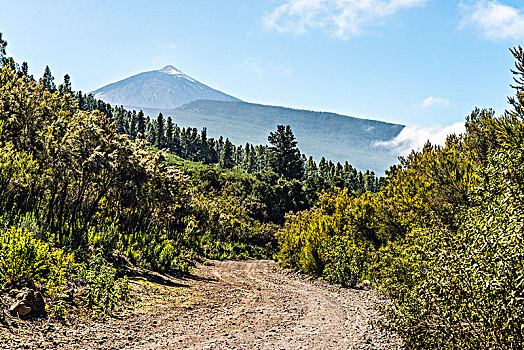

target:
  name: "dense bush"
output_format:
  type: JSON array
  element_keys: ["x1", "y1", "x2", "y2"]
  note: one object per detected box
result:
[
  {"x1": 0, "y1": 221, "x2": 130, "y2": 316},
  {"x1": 77, "y1": 253, "x2": 131, "y2": 315},
  {"x1": 277, "y1": 189, "x2": 376, "y2": 287}
]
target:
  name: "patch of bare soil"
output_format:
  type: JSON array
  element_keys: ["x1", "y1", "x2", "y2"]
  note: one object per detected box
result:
[{"x1": 0, "y1": 260, "x2": 401, "y2": 349}]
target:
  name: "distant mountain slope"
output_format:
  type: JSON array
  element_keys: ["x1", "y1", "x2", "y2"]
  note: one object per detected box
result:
[
  {"x1": 138, "y1": 100, "x2": 404, "y2": 173},
  {"x1": 92, "y1": 66, "x2": 240, "y2": 109}
]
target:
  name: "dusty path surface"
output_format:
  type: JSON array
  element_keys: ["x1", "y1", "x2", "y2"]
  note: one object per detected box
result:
[{"x1": 1, "y1": 260, "x2": 401, "y2": 349}]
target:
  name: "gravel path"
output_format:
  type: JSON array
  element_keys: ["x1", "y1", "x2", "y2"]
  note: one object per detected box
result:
[{"x1": 0, "y1": 260, "x2": 401, "y2": 349}]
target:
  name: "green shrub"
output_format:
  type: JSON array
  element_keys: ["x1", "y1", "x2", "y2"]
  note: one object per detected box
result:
[
  {"x1": 77, "y1": 253, "x2": 130, "y2": 315},
  {"x1": 0, "y1": 223, "x2": 130, "y2": 316},
  {"x1": 373, "y1": 114, "x2": 524, "y2": 349},
  {"x1": 320, "y1": 235, "x2": 371, "y2": 287},
  {"x1": 277, "y1": 189, "x2": 376, "y2": 287},
  {"x1": 0, "y1": 225, "x2": 53, "y2": 285}
]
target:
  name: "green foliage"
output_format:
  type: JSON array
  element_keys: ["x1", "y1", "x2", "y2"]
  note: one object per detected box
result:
[
  {"x1": 0, "y1": 226, "x2": 52, "y2": 285},
  {"x1": 77, "y1": 253, "x2": 130, "y2": 315},
  {"x1": 219, "y1": 138, "x2": 235, "y2": 169},
  {"x1": 267, "y1": 125, "x2": 304, "y2": 180},
  {"x1": 277, "y1": 189, "x2": 376, "y2": 287},
  {"x1": 366, "y1": 48, "x2": 524, "y2": 349},
  {"x1": 0, "y1": 33, "x2": 6, "y2": 57},
  {"x1": 0, "y1": 221, "x2": 129, "y2": 316},
  {"x1": 320, "y1": 235, "x2": 370, "y2": 288}
]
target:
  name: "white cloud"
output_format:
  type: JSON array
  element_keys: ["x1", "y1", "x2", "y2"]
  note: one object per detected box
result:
[
  {"x1": 243, "y1": 57, "x2": 293, "y2": 79},
  {"x1": 264, "y1": 0, "x2": 428, "y2": 39},
  {"x1": 459, "y1": 1, "x2": 524, "y2": 41},
  {"x1": 376, "y1": 122, "x2": 466, "y2": 155},
  {"x1": 420, "y1": 96, "x2": 450, "y2": 108}
]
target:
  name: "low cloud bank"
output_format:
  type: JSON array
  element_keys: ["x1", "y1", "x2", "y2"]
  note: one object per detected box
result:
[{"x1": 376, "y1": 122, "x2": 466, "y2": 155}]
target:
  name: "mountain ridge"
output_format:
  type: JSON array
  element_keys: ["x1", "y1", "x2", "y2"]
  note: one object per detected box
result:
[{"x1": 138, "y1": 99, "x2": 404, "y2": 173}]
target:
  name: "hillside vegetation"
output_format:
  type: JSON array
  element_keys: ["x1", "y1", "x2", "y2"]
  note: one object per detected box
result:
[{"x1": 132, "y1": 99, "x2": 404, "y2": 173}]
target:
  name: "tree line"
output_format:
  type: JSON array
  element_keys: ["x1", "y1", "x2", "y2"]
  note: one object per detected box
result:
[{"x1": 17, "y1": 60, "x2": 381, "y2": 193}]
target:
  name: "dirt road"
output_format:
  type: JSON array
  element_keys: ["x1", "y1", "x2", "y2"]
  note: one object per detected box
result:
[{"x1": 1, "y1": 260, "x2": 401, "y2": 349}]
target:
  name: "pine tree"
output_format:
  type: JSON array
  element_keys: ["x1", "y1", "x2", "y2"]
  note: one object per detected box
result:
[
  {"x1": 41, "y1": 65, "x2": 56, "y2": 92},
  {"x1": 147, "y1": 121, "x2": 157, "y2": 146},
  {"x1": 305, "y1": 156, "x2": 318, "y2": 179},
  {"x1": 173, "y1": 126, "x2": 181, "y2": 155},
  {"x1": 318, "y1": 157, "x2": 328, "y2": 179},
  {"x1": 137, "y1": 110, "x2": 146, "y2": 137},
  {"x1": 243, "y1": 142, "x2": 256, "y2": 172},
  {"x1": 130, "y1": 111, "x2": 138, "y2": 139},
  {"x1": 217, "y1": 136, "x2": 224, "y2": 156},
  {"x1": 21, "y1": 62, "x2": 29, "y2": 76},
  {"x1": 76, "y1": 91, "x2": 85, "y2": 110},
  {"x1": 59, "y1": 74, "x2": 72, "y2": 95},
  {"x1": 267, "y1": 125, "x2": 304, "y2": 179},
  {"x1": 219, "y1": 138, "x2": 235, "y2": 169},
  {"x1": 156, "y1": 113, "x2": 165, "y2": 149},
  {"x1": 235, "y1": 145, "x2": 244, "y2": 166},
  {"x1": 200, "y1": 127, "x2": 210, "y2": 163},
  {"x1": 0, "y1": 32, "x2": 6, "y2": 58},
  {"x1": 166, "y1": 116, "x2": 174, "y2": 151}
]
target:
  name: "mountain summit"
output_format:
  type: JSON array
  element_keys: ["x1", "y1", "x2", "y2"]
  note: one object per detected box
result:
[{"x1": 91, "y1": 65, "x2": 240, "y2": 109}]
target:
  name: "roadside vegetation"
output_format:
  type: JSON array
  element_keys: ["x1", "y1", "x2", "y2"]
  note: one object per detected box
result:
[{"x1": 277, "y1": 47, "x2": 524, "y2": 349}]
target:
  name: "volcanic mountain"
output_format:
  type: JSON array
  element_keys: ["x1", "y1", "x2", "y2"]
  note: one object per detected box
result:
[
  {"x1": 92, "y1": 65, "x2": 240, "y2": 109},
  {"x1": 92, "y1": 66, "x2": 405, "y2": 173}
]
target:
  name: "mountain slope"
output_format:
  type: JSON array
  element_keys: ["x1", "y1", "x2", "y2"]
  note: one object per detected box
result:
[
  {"x1": 139, "y1": 100, "x2": 404, "y2": 173},
  {"x1": 92, "y1": 66, "x2": 240, "y2": 109}
]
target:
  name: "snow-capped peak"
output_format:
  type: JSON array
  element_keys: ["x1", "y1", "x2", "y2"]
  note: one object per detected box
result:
[
  {"x1": 157, "y1": 65, "x2": 196, "y2": 82},
  {"x1": 159, "y1": 65, "x2": 183, "y2": 75}
]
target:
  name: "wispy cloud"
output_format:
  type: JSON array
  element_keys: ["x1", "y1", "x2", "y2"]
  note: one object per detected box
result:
[
  {"x1": 459, "y1": 1, "x2": 524, "y2": 41},
  {"x1": 264, "y1": 0, "x2": 428, "y2": 39},
  {"x1": 243, "y1": 57, "x2": 293, "y2": 79},
  {"x1": 376, "y1": 122, "x2": 466, "y2": 155},
  {"x1": 420, "y1": 96, "x2": 450, "y2": 108}
]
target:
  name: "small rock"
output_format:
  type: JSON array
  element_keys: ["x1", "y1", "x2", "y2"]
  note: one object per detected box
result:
[
  {"x1": 356, "y1": 280, "x2": 373, "y2": 290},
  {"x1": 9, "y1": 302, "x2": 31, "y2": 317}
]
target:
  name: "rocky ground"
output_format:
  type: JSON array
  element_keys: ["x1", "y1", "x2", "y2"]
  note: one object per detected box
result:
[{"x1": 0, "y1": 260, "x2": 402, "y2": 349}]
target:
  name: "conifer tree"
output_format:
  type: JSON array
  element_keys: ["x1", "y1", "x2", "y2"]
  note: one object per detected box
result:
[
  {"x1": 318, "y1": 157, "x2": 328, "y2": 179},
  {"x1": 156, "y1": 113, "x2": 165, "y2": 149},
  {"x1": 59, "y1": 74, "x2": 72, "y2": 95},
  {"x1": 243, "y1": 142, "x2": 255, "y2": 172},
  {"x1": 200, "y1": 127, "x2": 210, "y2": 163},
  {"x1": 166, "y1": 116, "x2": 174, "y2": 151},
  {"x1": 130, "y1": 111, "x2": 138, "y2": 138},
  {"x1": 219, "y1": 138, "x2": 235, "y2": 169},
  {"x1": 21, "y1": 62, "x2": 29, "y2": 76},
  {"x1": 267, "y1": 125, "x2": 304, "y2": 179},
  {"x1": 0, "y1": 33, "x2": 6, "y2": 58},
  {"x1": 41, "y1": 65, "x2": 56, "y2": 92},
  {"x1": 137, "y1": 110, "x2": 146, "y2": 137},
  {"x1": 305, "y1": 156, "x2": 318, "y2": 179}
]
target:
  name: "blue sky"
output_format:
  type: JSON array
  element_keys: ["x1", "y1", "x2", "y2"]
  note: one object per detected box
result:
[{"x1": 2, "y1": 0, "x2": 524, "y2": 134}]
